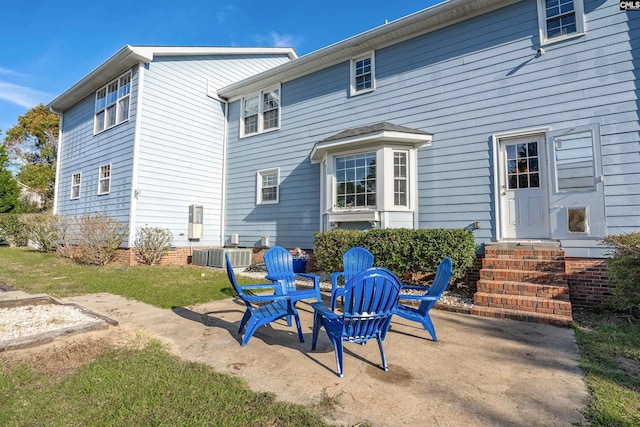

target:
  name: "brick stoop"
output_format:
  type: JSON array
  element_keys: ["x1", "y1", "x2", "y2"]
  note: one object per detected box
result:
[{"x1": 471, "y1": 242, "x2": 573, "y2": 327}]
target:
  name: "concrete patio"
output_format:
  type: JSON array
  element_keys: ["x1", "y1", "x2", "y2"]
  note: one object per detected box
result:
[{"x1": 52, "y1": 291, "x2": 589, "y2": 427}]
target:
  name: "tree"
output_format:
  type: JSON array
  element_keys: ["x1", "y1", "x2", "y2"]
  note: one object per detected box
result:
[
  {"x1": 3, "y1": 104, "x2": 59, "y2": 211},
  {"x1": 0, "y1": 142, "x2": 20, "y2": 213}
]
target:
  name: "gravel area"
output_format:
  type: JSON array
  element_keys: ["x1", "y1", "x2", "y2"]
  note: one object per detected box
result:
[{"x1": 0, "y1": 304, "x2": 103, "y2": 342}]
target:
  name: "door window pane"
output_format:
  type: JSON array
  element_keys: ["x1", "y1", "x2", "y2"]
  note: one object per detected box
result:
[{"x1": 506, "y1": 141, "x2": 540, "y2": 189}]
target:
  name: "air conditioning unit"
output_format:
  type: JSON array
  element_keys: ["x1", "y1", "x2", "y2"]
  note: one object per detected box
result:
[
  {"x1": 191, "y1": 249, "x2": 209, "y2": 266},
  {"x1": 207, "y1": 248, "x2": 252, "y2": 268}
]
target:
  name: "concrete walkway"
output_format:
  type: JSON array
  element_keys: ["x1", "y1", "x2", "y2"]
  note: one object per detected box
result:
[{"x1": 55, "y1": 292, "x2": 589, "y2": 427}]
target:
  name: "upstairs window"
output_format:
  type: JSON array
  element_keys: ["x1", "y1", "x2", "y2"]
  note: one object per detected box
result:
[
  {"x1": 241, "y1": 86, "x2": 280, "y2": 137},
  {"x1": 351, "y1": 52, "x2": 375, "y2": 96},
  {"x1": 70, "y1": 172, "x2": 81, "y2": 199},
  {"x1": 538, "y1": 0, "x2": 584, "y2": 44},
  {"x1": 256, "y1": 168, "x2": 280, "y2": 205},
  {"x1": 95, "y1": 71, "x2": 131, "y2": 134},
  {"x1": 98, "y1": 164, "x2": 111, "y2": 195}
]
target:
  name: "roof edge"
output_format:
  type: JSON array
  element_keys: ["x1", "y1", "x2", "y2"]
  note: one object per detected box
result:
[
  {"x1": 218, "y1": 0, "x2": 520, "y2": 99},
  {"x1": 48, "y1": 45, "x2": 297, "y2": 113}
]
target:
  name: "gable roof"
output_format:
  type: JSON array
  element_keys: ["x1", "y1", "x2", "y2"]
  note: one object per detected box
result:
[
  {"x1": 218, "y1": 0, "x2": 519, "y2": 100},
  {"x1": 47, "y1": 46, "x2": 297, "y2": 113}
]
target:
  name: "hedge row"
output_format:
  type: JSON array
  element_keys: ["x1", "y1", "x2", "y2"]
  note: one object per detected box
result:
[{"x1": 313, "y1": 228, "x2": 477, "y2": 281}]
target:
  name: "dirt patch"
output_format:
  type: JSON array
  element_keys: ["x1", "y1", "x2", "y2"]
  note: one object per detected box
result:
[{"x1": 0, "y1": 327, "x2": 134, "y2": 378}]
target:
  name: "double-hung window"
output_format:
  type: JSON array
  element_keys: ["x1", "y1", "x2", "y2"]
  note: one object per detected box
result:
[
  {"x1": 241, "y1": 86, "x2": 280, "y2": 137},
  {"x1": 350, "y1": 52, "x2": 375, "y2": 96},
  {"x1": 70, "y1": 172, "x2": 81, "y2": 199},
  {"x1": 94, "y1": 71, "x2": 131, "y2": 134},
  {"x1": 256, "y1": 168, "x2": 280, "y2": 205},
  {"x1": 98, "y1": 164, "x2": 111, "y2": 195},
  {"x1": 537, "y1": 0, "x2": 584, "y2": 44},
  {"x1": 393, "y1": 152, "x2": 408, "y2": 207}
]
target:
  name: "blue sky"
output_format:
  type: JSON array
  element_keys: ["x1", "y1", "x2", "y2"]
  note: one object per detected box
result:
[{"x1": 0, "y1": 0, "x2": 440, "y2": 139}]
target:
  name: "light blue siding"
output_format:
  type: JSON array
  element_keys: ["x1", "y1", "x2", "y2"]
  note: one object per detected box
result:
[
  {"x1": 225, "y1": 0, "x2": 639, "y2": 256},
  {"x1": 135, "y1": 54, "x2": 292, "y2": 248},
  {"x1": 56, "y1": 67, "x2": 138, "y2": 240}
]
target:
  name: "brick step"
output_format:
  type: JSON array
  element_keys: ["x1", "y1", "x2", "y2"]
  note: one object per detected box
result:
[
  {"x1": 479, "y1": 268, "x2": 567, "y2": 285},
  {"x1": 477, "y1": 279, "x2": 570, "y2": 299},
  {"x1": 473, "y1": 292, "x2": 572, "y2": 316},
  {"x1": 482, "y1": 257, "x2": 565, "y2": 272},
  {"x1": 484, "y1": 249, "x2": 564, "y2": 260},
  {"x1": 470, "y1": 306, "x2": 573, "y2": 327}
]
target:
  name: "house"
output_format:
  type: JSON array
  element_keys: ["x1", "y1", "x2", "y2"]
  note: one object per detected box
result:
[
  {"x1": 49, "y1": 45, "x2": 296, "y2": 263},
  {"x1": 49, "y1": 0, "x2": 639, "y2": 324}
]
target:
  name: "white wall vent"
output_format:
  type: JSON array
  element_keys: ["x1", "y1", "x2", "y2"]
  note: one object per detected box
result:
[{"x1": 208, "y1": 248, "x2": 252, "y2": 268}]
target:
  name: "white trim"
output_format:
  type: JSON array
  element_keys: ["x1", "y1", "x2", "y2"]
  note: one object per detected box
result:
[
  {"x1": 128, "y1": 65, "x2": 145, "y2": 247},
  {"x1": 492, "y1": 127, "x2": 551, "y2": 241},
  {"x1": 47, "y1": 45, "x2": 296, "y2": 112},
  {"x1": 93, "y1": 70, "x2": 132, "y2": 135},
  {"x1": 311, "y1": 130, "x2": 432, "y2": 163},
  {"x1": 350, "y1": 51, "x2": 376, "y2": 96},
  {"x1": 256, "y1": 168, "x2": 280, "y2": 205},
  {"x1": 52, "y1": 113, "x2": 63, "y2": 214},
  {"x1": 536, "y1": 0, "x2": 585, "y2": 46},
  {"x1": 240, "y1": 85, "x2": 281, "y2": 138},
  {"x1": 98, "y1": 163, "x2": 112, "y2": 195},
  {"x1": 220, "y1": 99, "x2": 229, "y2": 247},
  {"x1": 70, "y1": 171, "x2": 82, "y2": 200},
  {"x1": 218, "y1": 0, "x2": 519, "y2": 99}
]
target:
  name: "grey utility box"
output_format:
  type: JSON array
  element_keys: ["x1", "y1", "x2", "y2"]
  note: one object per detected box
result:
[
  {"x1": 192, "y1": 250, "x2": 209, "y2": 266},
  {"x1": 207, "y1": 248, "x2": 252, "y2": 268}
]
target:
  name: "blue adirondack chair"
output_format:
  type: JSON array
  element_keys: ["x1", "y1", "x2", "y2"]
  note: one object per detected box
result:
[
  {"x1": 263, "y1": 246, "x2": 322, "y2": 325},
  {"x1": 391, "y1": 257, "x2": 453, "y2": 341},
  {"x1": 311, "y1": 267, "x2": 402, "y2": 377},
  {"x1": 330, "y1": 247, "x2": 374, "y2": 311},
  {"x1": 225, "y1": 254, "x2": 304, "y2": 346}
]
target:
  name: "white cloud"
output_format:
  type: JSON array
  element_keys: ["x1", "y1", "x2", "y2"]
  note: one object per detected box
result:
[
  {"x1": 254, "y1": 31, "x2": 302, "y2": 49},
  {"x1": 0, "y1": 82, "x2": 52, "y2": 109}
]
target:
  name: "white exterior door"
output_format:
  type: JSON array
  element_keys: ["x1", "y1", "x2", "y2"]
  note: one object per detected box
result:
[{"x1": 499, "y1": 136, "x2": 550, "y2": 239}]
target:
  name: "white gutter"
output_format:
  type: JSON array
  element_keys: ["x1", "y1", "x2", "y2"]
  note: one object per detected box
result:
[
  {"x1": 51, "y1": 109, "x2": 63, "y2": 214},
  {"x1": 127, "y1": 64, "x2": 146, "y2": 248},
  {"x1": 218, "y1": 0, "x2": 520, "y2": 99},
  {"x1": 220, "y1": 99, "x2": 229, "y2": 247}
]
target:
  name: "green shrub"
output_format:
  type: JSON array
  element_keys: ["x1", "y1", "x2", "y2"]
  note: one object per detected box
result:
[
  {"x1": 0, "y1": 213, "x2": 28, "y2": 246},
  {"x1": 134, "y1": 226, "x2": 173, "y2": 265},
  {"x1": 314, "y1": 228, "x2": 477, "y2": 281},
  {"x1": 603, "y1": 233, "x2": 640, "y2": 316}
]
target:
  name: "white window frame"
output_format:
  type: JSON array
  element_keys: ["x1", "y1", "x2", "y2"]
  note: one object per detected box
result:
[
  {"x1": 328, "y1": 146, "x2": 416, "y2": 214},
  {"x1": 537, "y1": 0, "x2": 585, "y2": 45},
  {"x1": 241, "y1": 85, "x2": 281, "y2": 138},
  {"x1": 393, "y1": 150, "x2": 409, "y2": 207},
  {"x1": 350, "y1": 51, "x2": 376, "y2": 96},
  {"x1": 256, "y1": 168, "x2": 280, "y2": 205},
  {"x1": 94, "y1": 71, "x2": 132, "y2": 134},
  {"x1": 98, "y1": 164, "x2": 111, "y2": 195},
  {"x1": 70, "y1": 172, "x2": 81, "y2": 200}
]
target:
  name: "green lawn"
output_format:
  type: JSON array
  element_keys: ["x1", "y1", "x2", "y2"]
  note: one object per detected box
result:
[
  {"x1": 0, "y1": 247, "x2": 330, "y2": 426},
  {"x1": 573, "y1": 310, "x2": 640, "y2": 426}
]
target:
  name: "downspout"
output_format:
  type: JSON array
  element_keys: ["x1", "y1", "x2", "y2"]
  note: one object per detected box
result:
[
  {"x1": 50, "y1": 108, "x2": 63, "y2": 214},
  {"x1": 220, "y1": 98, "x2": 229, "y2": 247},
  {"x1": 128, "y1": 64, "x2": 146, "y2": 248}
]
